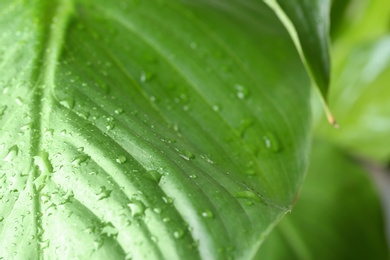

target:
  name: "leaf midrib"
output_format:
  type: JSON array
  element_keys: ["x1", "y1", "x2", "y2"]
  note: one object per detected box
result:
[{"x1": 27, "y1": 0, "x2": 74, "y2": 255}]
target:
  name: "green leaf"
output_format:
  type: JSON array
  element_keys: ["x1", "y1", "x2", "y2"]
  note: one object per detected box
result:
[
  {"x1": 331, "y1": 0, "x2": 390, "y2": 46},
  {"x1": 255, "y1": 140, "x2": 389, "y2": 259},
  {"x1": 0, "y1": 0, "x2": 312, "y2": 259},
  {"x1": 317, "y1": 36, "x2": 390, "y2": 162},
  {"x1": 265, "y1": 0, "x2": 331, "y2": 98},
  {"x1": 314, "y1": 1, "x2": 390, "y2": 162}
]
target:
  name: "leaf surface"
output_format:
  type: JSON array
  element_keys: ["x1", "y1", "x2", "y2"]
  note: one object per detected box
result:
[
  {"x1": 0, "y1": 0, "x2": 312, "y2": 259},
  {"x1": 255, "y1": 140, "x2": 389, "y2": 259}
]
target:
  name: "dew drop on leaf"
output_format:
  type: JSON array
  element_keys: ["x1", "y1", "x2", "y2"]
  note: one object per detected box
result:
[
  {"x1": 72, "y1": 154, "x2": 90, "y2": 165},
  {"x1": 263, "y1": 132, "x2": 282, "y2": 152},
  {"x1": 212, "y1": 104, "x2": 221, "y2": 112},
  {"x1": 116, "y1": 156, "x2": 127, "y2": 164},
  {"x1": 145, "y1": 170, "x2": 162, "y2": 183},
  {"x1": 114, "y1": 108, "x2": 124, "y2": 115},
  {"x1": 106, "y1": 122, "x2": 115, "y2": 130},
  {"x1": 15, "y1": 97, "x2": 23, "y2": 106},
  {"x1": 238, "y1": 117, "x2": 254, "y2": 137},
  {"x1": 153, "y1": 208, "x2": 162, "y2": 214},
  {"x1": 178, "y1": 150, "x2": 195, "y2": 160},
  {"x1": 59, "y1": 97, "x2": 75, "y2": 109},
  {"x1": 39, "y1": 240, "x2": 50, "y2": 250},
  {"x1": 162, "y1": 196, "x2": 173, "y2": 204},
  {"x1": 96, "y1": 186, "x2": 112, "y2": 200},
  {"x1": 128, "y1": 199, "x2": 146, "y2": 217},
  {"x1": 101, "y1": 222, "x2": 118, "y2": 238},
  {"x1": 0, "y1": 105, "x2": 7, "y2": 117},
  {"x1": 234, "y1": 84, "x2": 249, "y2": 100},
  {"x1": 234, "y1": 190, "x2": 262, "y2": 203},
  {"x1": 44, "y1": 128, "x2": 54, "y2": 138},
  {"x1": 201, "y1": 210, "x2": 214, "y2": 219},
  {"x1": 4, "y1": 145, "x2": 19, "y2": 162},
  {"x1": 173, "y1": 229, "x2": 185, "y2": 239},
  {"x1": 151, "y1": 236, "x2": 158, "y2": 243},
  {"x1": 33, "y1": 150, "x2": 53, "y2": 189},
  {"x1": 200, "y1": 154, "x2": 214, "y2": 164},
  {"x1": 140, "y1": 71, "x2": 155, "y2": 83}
]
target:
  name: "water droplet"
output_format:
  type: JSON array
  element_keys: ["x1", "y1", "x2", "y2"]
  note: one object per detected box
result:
[
  {"x1": 40, "y1": 193, "x2": 51, "y2": 204},
  {"x1": 151, "y1": 236, "x2": 158, "y2": 243},
  {"x1": 189, "y1": 42, "x2": 197, "y2": 49},
  {"x1": 189, "y1": 174, "x2": 197, "y2": 179},
  {"x1": 172, "y1": 124, "x2": 179, "y2": 132},
  {"x1": 101, "y1": 222, "x2": 118, "y2": 238},
  {"x1": 39, "y1": 239, "x2": 50, "y2": 249},
  {"x1": 0, "y1": 105, "x2": 7, "y2": 117},
  {"x1": 116, "y1": 156, "x2": 127, "y2": 164},
  {"x1": 263, "y1": 132, "x2": 281, "y2": 152},
  {"x1": 234, "y1": 84, "x2": 249, "y2": 100},
  {"x1": 179, "y1": 150, "x2": 195, "y2": 160},
  {"x1": 244, "y1": 161, "x2": 256, "y2": 175},
  {"x1": 128, "y1": 199, "x2": 146, "y2": 217},
  {"x1": 140, "y1": 71, "x2": 155, "y2": 83},
  {"x1": 96, "y1": 186, "x2": 112, "y2": 200},
  {"x1": 153, "y1": 208, "x2": 162, "y2": 214},
  {"x1": 162, "y1": 137, "x2": 176, "y2": 144},
  {"x1": 145, "y1": 170, "x2": 162, "y2": 183},
  {"x1": 200, "y1": 154, "x2": 214, "y2": 164},
  {"x1": 72, "y1": 154, "x2": 90, "y2": 165},
  {"x1": 114, "y1": 108, "x2": 124, "y2": 115},
  {"x1": 201, "y1": 210, "x2": 214, "y2": 218},
  {"x1": 212, "y1": 104, "x2": 221, "y2": 112},
  {"x1": 4, "y1": 145, "x2": 19, "y2": 162},
  {"x1": 163, "y1": 217, "x2": 171, "y2": 223},
  {"x1": 244, "y1": 168, "x2": 256, "y2": 176},
  {"x1": 60, "y1": 190, "x2": 74, "y2": 205},
  {"x1": 44, "y1": 128, "x2": 54, "y2": 138},
  {"x1": 15, "y1": 97, "x2": 23, "y2": 106},
  {"x1": 238, "y1": 117, "x2": 254, "y2": 137},
  {"x1": 234, "y1": 191, "x2": 262, "y2": 203},
  {"x1": 33, "y1": 150, "x2": 53, "y2": 189},
  {"x1": 173, "y1": 229, "x2": 184, "y2": 239},
  {"x1": 162, "y1": 196, "x2": 173, "y2": 204},
  {"x1": 150, "y1": 96, "x2": 159, "y2": 103},
  {"x1": 59, "y1": 97, "x2": 75, "y2": 109},
  {"x1": 106, "y1": 122, "x2": 115, "y2": 130}
]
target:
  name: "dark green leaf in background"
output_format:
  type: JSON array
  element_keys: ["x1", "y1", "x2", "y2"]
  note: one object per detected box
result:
[
  {"x1": 320, "y1": 37, "x2": 390, "y2": 162},
  {"x1": 255, "y1": 140, "x2": 389, "y2": 260},
  {"x1": 0, "y1": 0, "x2": 313, "y2": 259},
  {"x1": 266, "y1": 0, "x2": 331, "y2": 99},
  {"x1": 315, "y1": 0, "x2": 390, "y2": 163}
]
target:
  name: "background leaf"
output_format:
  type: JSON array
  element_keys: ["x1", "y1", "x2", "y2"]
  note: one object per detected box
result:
[
  {"x1": 265, "y1": 0, "x2": 331, "y2": 98},
  {"x1": 255, "y1": 140, "x2": 389, "y2": 259},
  {"x1": 0, "y1": 0, "x2": 312, "y2": 259},
  {"x1": 314, "y1": 0, "x2": 390, "y2": 162},
  {"x1": 318, "y1": 37, "x2": 390, "y2": 162}
]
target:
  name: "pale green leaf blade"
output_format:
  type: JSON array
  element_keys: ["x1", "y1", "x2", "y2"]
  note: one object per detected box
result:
[
  {"x1": 0, "y1": 0, "x2": 311, "y2": 259},
  {"x1": 266, "y1": 0, "x2": 331, "y2": 98},
  {"x1": 255, "y1": 140, "x2": 389, "y2": 259},
  {"x1": 318, "y1": 36, "x2": 390, "y2": 162}
]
